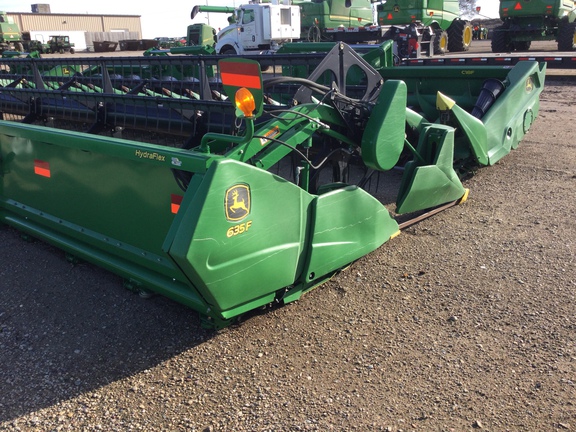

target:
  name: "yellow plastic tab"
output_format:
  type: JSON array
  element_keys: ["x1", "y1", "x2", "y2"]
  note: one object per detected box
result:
[
  {"x1": 458, "y1": 188, "x2": 470, "y2": 204},
  {"x1": 436, "y1": 92, "x2": 456, "y2": 111},
  {"x1": 390, "y1": 230, "x2": 401, "y2": 240}
]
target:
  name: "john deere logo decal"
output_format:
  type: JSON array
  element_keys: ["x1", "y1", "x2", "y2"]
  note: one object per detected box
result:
[
  {"x1": 225, "y1": 184, "x2": 250, "y2": 221},
  {"x1": 525, "y1": 77, "x2": 534, "y2": 93},
  {"x1": 393, "y1": 4, "x2": 400, "y2": 12}
]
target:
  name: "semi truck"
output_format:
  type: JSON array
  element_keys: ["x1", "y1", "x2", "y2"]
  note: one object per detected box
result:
[
  {"x1": 189, "y1": 0, "x2": 473, "y2": 57},
  {"x1": 492, "y1": 0, "x2": 576, "y2": 52},
  {"x1": 190, "y1": 2, "x2": 301, "y2": 55}
]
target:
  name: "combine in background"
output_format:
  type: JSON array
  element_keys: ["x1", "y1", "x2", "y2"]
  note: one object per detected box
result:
[
  {"x1": 374, "y1": 0, "x2": 473, "y2": 56},
  {"x1": 295, "y1": 0, "x2": 374, "y2": 41},
  {"x1": 492, "y1": 0, "x2": 576, "y2": 52},
  {"x1": 0, "y1": 11, "x2": 24, "y2": 53}
]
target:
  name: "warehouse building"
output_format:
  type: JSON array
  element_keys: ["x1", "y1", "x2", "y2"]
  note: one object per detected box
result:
[{"x1": 7, "y1": 4, "x2": 142, "y2": 51}]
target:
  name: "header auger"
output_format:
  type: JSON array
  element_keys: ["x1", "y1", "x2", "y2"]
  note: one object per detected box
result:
[{"x1": 0, "y1": 43, "x2": 545, "y2": 328}]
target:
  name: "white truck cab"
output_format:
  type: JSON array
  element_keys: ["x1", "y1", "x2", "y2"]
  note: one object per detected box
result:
[{"x1": 215, "y1": 1, "x2": 301, "y2": 55}]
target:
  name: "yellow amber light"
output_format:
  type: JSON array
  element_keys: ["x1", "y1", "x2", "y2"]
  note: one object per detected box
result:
[{"x1": 235, "y1": 87, "x2": 256, "y2": 118}]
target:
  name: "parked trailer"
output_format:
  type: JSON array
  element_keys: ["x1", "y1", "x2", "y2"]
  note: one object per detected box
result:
[{"x1": 0, "y1": 43, "x2": 545, "y2": 328}]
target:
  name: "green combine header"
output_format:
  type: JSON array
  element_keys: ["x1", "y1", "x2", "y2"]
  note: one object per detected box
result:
[{"x1": 0, "y1": 43, "x2": 545, "y2": 327}]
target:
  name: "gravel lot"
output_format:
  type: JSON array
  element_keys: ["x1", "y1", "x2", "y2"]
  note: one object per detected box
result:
[{"x1": 0, "y1": 71, "x2": 574, "y2": 430}]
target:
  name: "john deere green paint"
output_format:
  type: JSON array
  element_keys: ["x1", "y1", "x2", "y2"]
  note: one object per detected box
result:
[{"x1": 0, "y1": 44, "x2": 545, "y2": 327}]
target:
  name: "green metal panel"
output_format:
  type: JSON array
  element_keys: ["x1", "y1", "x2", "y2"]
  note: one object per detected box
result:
[
  {"x1": 499, "y1": 0, "x2": 574, "y2": 19},
  {"x1": 0, "y1": 122, "x2": 218, "y2": 315},
  {"x1": 361, "y1": 80, "x2": 407, "y2": 171},
  {"x1": 165, "y1": 158, "x2": 314, "y2": 315},
  {"x1": 0, "y1": 124, "x2": 212, "y2": 264},
  {"x1": 445, "y1": 100, "x2": 489, "y2": 166},
  {"x1": 396, "y1": 125, "x2": 466, "y2": 214},
  {"x1": 482, "y1": 61, "x2": 546, "y2": 164},
  {"x1": 296, "y1": 0, "x2": 374, "y2": 37},
  {"x1": 378, "y1": 66, "x2": 512, "y2": 120},
  {"x1": 376, "y1": 0, "x2": 460, "y2": 29},
  {"x1": 303, "y1": 185, "x2": 399, "y2": 281}
]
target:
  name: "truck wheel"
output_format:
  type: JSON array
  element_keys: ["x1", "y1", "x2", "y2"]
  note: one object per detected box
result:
[
  {"x1": 557, "y1": 22, "x2": 576, "y2": 51},
  {"x1": 513, "y1": 41, "x2": 531, "y2": 51},
  {"x1": 70, "y1": 48, "x2": 75, "y2": 54},
  {"x1": 447, "y1": 20, "x2": 473, "y2": 52},
  {"x1": 433, "y1": 29, "x2": 449, "y2": 55},
  {"x1": 491, "y1": 25, "x2": 513, "y2": 53},
  {"x1": 307, "y1": 25, "x2": 321, "y2": 43}
]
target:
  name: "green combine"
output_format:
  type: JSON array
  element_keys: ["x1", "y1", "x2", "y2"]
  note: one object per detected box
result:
[
  {"x1": 294, "y1": 0, "x2": 374, "y2": 41},
  {"x1": 492, "y1": 0, "x2": 576, "y2": 52},
  {"x1": 0, "y1": 43, "x2": 545, "y2": 328},
  {"x1": 0, "y1": 11, "x2": 24, "y2": 53},
  {"x1": 376, "y1": 0, "x2": 473, "y2": 55}
]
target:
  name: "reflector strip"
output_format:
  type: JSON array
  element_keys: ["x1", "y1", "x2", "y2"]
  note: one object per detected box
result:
[
  {"x1": 34, "y1": 159, "x2": 51, "y2": 177},
  {"x1": 220, "y1": 62, "x2": 261, "y2": 89},
  {"x1": 171, "y1": 194, "x2": 183, "y2": 214}
]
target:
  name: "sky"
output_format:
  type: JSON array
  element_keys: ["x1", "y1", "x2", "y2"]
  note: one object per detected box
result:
[{"x1": 4, "y1": 0, "x2": 500, "y2": 39}]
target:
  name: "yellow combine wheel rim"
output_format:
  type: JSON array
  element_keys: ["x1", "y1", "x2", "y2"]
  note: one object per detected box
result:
[
  {"x1": 440, "y1": 34, "x2": 447, "y2": 49},
  {"x1": 464, "y1": 26, "x2": 473, "y2": 45}
]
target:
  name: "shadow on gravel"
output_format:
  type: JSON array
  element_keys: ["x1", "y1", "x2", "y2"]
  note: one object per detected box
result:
[{"x1": 0, "y1": 226, "x2": 214, "y2": 422}]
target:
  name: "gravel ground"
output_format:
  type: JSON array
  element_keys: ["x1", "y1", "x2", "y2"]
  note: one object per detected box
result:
[{"x1": 0, "y1": 75, "x2": 574, "y2": 431}]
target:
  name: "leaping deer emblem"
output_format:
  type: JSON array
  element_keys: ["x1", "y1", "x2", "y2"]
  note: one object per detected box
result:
[
  {"x1": 229, "y1": 189, "x2": 248, "y2": 214},
  {"x1": 226, "y1": 185, "x2": 250, "y2": 221}
]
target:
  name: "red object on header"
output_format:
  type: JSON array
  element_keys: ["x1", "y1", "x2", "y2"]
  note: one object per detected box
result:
[{"x1": 220, "y1": 62, "x2": 261, "y2": 90}]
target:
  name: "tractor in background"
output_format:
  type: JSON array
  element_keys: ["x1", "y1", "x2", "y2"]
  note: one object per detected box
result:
[{"x1": 47, "y1": 35, "x2": 75, "y2": 54}]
